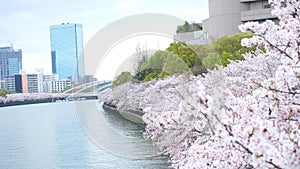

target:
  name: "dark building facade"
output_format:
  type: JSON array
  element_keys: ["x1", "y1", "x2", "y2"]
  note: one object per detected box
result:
[{"x1": 14, "y1": 75, "x2": 23, "y2": 93}]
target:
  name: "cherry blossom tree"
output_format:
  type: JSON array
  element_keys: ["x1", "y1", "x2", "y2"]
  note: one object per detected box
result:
[
  {"x1": 182, "y1": 0, "x2": 299, "y2": 168},
  {"x1": 100, "y1": 0, "x2": 299, "y2": 168},
  {"x1": 0, "y1": 93, "x2": 71, "y2": 104}
]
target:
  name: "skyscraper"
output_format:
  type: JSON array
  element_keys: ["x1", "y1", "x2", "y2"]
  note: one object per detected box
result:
[
  {"x1": 50, "y1": 23, "x2": 85, "y2": 83},
  {"x1": 0, "y1": 46, "x2": 22, "y2": 80}
]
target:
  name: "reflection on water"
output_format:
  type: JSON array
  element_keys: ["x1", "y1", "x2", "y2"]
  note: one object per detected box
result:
[
  {"x1": 75, "y1": 101, "x2": 162, "y2": 159},
  {"x1": 0, "y1": 101, "x2": 168, "y2": 169}
]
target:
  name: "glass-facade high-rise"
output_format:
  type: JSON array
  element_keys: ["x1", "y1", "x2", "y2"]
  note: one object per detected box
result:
[
  {"x1": 50, "y1": 23, "x2": 85, "y2": 83},
  {"x1": 0, "y1": 46, "x2": 22, "y2": 81}
]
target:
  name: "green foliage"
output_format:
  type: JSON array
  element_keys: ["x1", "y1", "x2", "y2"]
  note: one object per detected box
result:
[
  {"x1": 202, "y1": 53, "x2": 221, "y2": 69},
  {"x1": 139, "y1": 50, "x2": 191, "y2": 81},
  {"x1": 166, "y1": 42, "x2": 198, "y2": 68},
  {"x1": 202, "y1": 51, "x2": 237, "y2": 69},
  {"x1": 144, "y1": 72, "x2": 160, "y2": 82},
  {"x1": 120, "y1": 33, "x2": 255, "y2": 83},
  {"x1": 176, "y1": 21, "x2": 202, "y2": 34},
  {"x1": 167, "y1": 42, "x2": 208, "y2": 75},
  {"x1": 158, "y1": 71, "x2": 169, "y2": 79},
  {"x1": 0, "y1": 88, "x2": 8, "y2": 98},
  {"x1": 134, "y1": 69, "x2": 154, "y2": 81},
  {"x1": 112, "y1": 72, "x2": 135, "y2": 88},
  {"x1": 190, "y1": 44, "x2": 215, "y2": 58},
  {"x1": 140, "y1": 50, "x2": 167, "y2": 72},
  {"x1": 163, "y1": 53, "x2": 189, "y2": 75},
  {"x1": 191, "y1": 33, "x2": 255, "y2": 70},
  {"x1": 213, "y1": 33, "x2": 254, "y2": 60},
  {"x1": 220, "y1": 51, "x2": 236, "y2": 67}
]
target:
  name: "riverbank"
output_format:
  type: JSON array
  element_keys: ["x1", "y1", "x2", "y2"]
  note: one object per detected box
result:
[
  {"x1": 0, "y1": 98, "x2": 57, "y2": 107},
  {"x1": 102, "y1": 102, "x2": 145, "y2": 125}
]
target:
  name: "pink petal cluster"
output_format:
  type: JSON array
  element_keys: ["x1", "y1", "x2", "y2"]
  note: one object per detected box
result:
[
  {"x1": 100, "y1": 1, "x2": 299, "y2": 168},
  {"x1": 0, "y1": 93, "x2": 70, "y2": 103}
]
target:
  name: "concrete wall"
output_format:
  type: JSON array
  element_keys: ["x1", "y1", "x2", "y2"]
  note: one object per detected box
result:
[
  {"x1": 203, "y1": 0, "x2": 276, "y2": 40},
  {"x1": 205, "y1": 0, "x2": 241, "y2": 40},
  {"x1": 241, "y1": 8, "x2": 274, "y2": 22}
]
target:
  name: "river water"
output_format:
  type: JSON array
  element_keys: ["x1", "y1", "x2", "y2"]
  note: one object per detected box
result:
[{"x1": 0, "y1": 101, "x2": 169, "y2": 169}]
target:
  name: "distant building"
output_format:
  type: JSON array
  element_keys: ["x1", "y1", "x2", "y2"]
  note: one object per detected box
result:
[
  {"x1": 22, "y1": 74, "x2": 28, "y2": 93},
  {"x1": 82, "y1": 75, "x2": 97, "y2": 84},
  {"x1": 203, "y1": 0, "x2": 277, "y2": 40},
  {"x1": 14, "y1": 75, "x2": 23, "y2": 93},
  {"x1": 50, "y1": 23, "x2": 85, "y2": 83},
  {"x1": 34, "y1": 68, "x2": 44, "y2": 93},
  {"x1": 240, "y1": 0, "x2": 276, "y2": 23},
  {"x1": 174, "y1": 30, "x2": 208, "y2": 45},
  {"x1": 4, "y1": 76, "x2": 16, "y2": 92},
  {"x1": 4, "y1": 73, "x2": 40, "y2": 93},
  {"x1": 0, "y1": 80, "x2": 4, "y2": 89},
  {"x1": 43, "y1": 74, "x2": 59, "y2": 93},
  {"x1": 50, "y1": 79, "x2": 71, "y2": 93},
  {"x1": 26, "y1": 74, "x2": 39, "y2": 93},
  {"x1": 2, "y1": 71, "x2": 71, "y2": 93},
  {"x1": 43, "y1": 74, "x2": 59, "y2": 82},
  {"x1": 0, "y1": 46, "x2": 22, "y2": 80},
  {"x1": 4, "y1": 75, "x2": 22, "y2": 93}
]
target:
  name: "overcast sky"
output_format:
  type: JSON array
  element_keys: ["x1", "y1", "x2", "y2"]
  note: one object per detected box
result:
[{"x1": 0, "y1": 0, "x2": 208, "y2": 74}]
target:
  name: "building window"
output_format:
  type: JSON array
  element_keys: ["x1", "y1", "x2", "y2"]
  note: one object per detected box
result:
[{"x1": 263, "y1": 4, "x2": 271, "y2": 9}]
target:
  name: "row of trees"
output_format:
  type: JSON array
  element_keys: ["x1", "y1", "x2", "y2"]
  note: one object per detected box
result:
[
  {"x1": 176, "y1": 21, "x2": 202, "y2": 34},
  {"x1": 101, "y1": 0, "x2": 299, "y2": 168},
  {"x1": 0, "y1": 93, "x2": 70, "y2": 103},
  {"x1": 113, "y1": 33, "x2": 254, "y2": 87}
]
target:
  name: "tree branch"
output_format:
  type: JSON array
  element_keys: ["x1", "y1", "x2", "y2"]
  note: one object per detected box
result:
[
  {"x1": 234, "y1": 140, "x2": 253, "y2": 155},
  {"x1": 266, "y1": 160, "x2": 283, "y2": 169},
  {"x1": 258, "y1": 34, "x2": 294, "y2": 60},
  {"x1": 254, "y1": 82, "x2": 300, "y2": 95}
]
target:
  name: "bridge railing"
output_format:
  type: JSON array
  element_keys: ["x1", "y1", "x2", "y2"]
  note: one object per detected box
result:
[{"x1": 63, "y1": 80, "x2": 111, "y2": 94}]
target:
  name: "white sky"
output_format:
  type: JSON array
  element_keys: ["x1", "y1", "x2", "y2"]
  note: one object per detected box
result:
[
  {"x1": 95, "y1": 34, "x2": 174, "y2": 80},
  {"x1": 0, "y1": 0, "x2": 209, "y2": 76}
]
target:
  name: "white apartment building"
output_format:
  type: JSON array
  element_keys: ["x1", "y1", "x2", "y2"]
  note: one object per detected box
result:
[
  {"x1": 42, "y1": 74, "x2": 59, "y2": 93},
  {"x1": 4, "y1": 76, "x2": 15, "y2": 92},
  {"x1": 34, "y1": 68, "x2": 44, "y2": 93},
  {"x1": 48, "y1": 79, "x2": 71, "y2": 93},
  {"x1": 0, "y1": 80, "x2": 4, "y2": 89},
  {"x1": 27, "y1": 74, "x2": 39, "y2": 93}
]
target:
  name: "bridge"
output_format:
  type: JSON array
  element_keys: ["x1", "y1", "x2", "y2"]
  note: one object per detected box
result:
[
  {"x1": 63, "y1": 80, "x2": 111, "y2": 94},
  {"x1": 61, "y1": 80, "x2": 112, "y2": 101}
]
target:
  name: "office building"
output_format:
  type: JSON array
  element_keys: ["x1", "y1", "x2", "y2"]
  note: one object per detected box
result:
[
  {"x1": 14, "y1": 75, "x2": 23, "y2": 93},
  {"x1": 0, "y1": 80, "x2": 4, "y2": 89},
  {"x1": 50, "y1": 23, "x2": 85, "y2": 83},
  {"x1": 203, "y1": 0, "x2": 277, "y2": 40},
  {"x1": 43, "y1": 74, "x2": 59, "y2": 82},
  {"x1": 50, "y1": 79, "x2": 71, "y2": 93},
  {"x1": 2, "y1": 71, "x2": 70, "y2": 93},
  {"x1": 27, "y1": 74, "x2": 39, "y2": 93},
  {"x1": 43, "y1": 74, "x2": 59, "y2": 93},
  {"x1": 4, "y1": 75, "x2": 22, "y2": 93},
  {"x1": 82, "y1": 75, "x2": 97, "y2": 84},
  {"x1": 22, "y1": 74, "x2": 28, "y2": 93},
  {"x1": 34, "y1": 68, "x2": 44, "y2": 93},
  {"x1": 240, "y1": 0, "x2": 276, "y2": 23},
  {"x1": 0, "y1": 46, "x2": 22, "y2": 80},
  {"x1": 4, "y1": 76, "x2": 16, "y2": 92}
]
